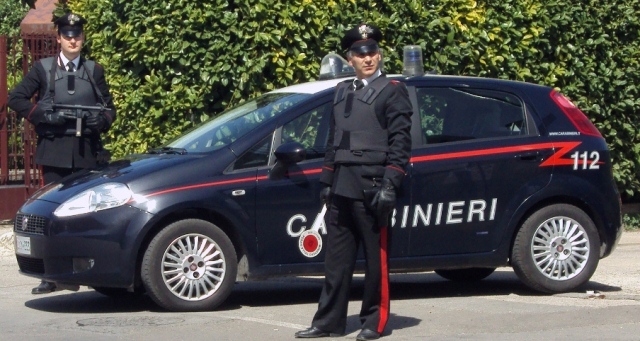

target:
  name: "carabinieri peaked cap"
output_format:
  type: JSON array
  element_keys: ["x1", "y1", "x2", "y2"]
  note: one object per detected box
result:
[
  {"x1": 54, "y1": 13, "x2": 87, "y2": 38},
  {"x1": 340, "y1": 23, "x2": 383, "y2": 54}
]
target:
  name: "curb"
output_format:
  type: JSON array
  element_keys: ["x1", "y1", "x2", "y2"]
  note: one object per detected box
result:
[{"x1": 555, "y1": 292, "x2": 640, "y2": 302}]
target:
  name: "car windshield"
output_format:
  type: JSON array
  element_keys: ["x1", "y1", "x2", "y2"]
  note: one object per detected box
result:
[{"x1": 163, "y1": 92, "x2": 311, "y2": 153}]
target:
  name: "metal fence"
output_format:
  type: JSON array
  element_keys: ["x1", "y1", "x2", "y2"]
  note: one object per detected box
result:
[{"x1": 0, "y1": 33, "x2": 58, "y2": 220}]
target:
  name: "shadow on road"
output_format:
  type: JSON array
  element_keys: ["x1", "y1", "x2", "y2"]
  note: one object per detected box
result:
[{"x1": 23, "y1": 270, "x2": 622, "y2": 314}]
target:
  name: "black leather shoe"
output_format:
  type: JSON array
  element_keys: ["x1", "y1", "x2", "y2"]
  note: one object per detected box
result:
[
  {"x1": 356, "y1": 329, "x2": 381, "y2": 341},
  {"x1": 31, "y1": 281, "x2": 57, "y2": 295},
  {"x1": 295, "y1": 326, "x2": 342, "y2": 338}
]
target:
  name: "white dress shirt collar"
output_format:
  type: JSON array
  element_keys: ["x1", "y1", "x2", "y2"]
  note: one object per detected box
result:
[
  {"x1": 359, "y1": 69, "x2": 382, "y2": 87},
  {"x1": 59, "y1": 52, "x2": 80, "y2": 70}
]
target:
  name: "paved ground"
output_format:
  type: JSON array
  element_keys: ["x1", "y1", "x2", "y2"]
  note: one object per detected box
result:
[
  {"x1": 0, "y1": 221, "x2": 14, "y2": 257},
  {"x1": 0, "y1": 220, "x2": 639, "y2": 340}
]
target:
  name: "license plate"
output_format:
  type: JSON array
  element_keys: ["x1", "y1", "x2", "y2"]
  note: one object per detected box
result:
[{"x1": 15, "y1": 235, "x2": 31, "y2": 255}]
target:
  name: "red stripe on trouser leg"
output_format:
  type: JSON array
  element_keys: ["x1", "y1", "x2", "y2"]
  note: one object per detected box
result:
[{"x1": 377, "y1": 226, "x2": 389, "y2": 334}]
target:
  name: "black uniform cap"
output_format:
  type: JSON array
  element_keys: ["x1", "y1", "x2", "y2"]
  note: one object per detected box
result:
[
  {"x1": 54, "y1": 13, "x2": 87, "y2": 38},
  {"x1": 340, "y1": 23, "x2": 383, "y2": 54}
]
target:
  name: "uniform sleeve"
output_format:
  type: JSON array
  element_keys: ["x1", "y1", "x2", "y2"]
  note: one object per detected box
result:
[
  {"x1": 92, "y1": 62, "x2": 117, "y2": 130},
  {"x1": 381, "y1": 81, "x2": 412, "y2": 188},
  {"x1": 320, "y1": 105, "x2": 336, "y2": 187},
  {"x1": 7, "y1": 61, "x2": 46, "y2": 123}
]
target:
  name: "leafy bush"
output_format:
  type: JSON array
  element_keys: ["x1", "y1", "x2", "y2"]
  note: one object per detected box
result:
[
  {"x1": 623, "y1": 212, "x2": 640, "y2": 231},
  {"x1": 58, "y1": 0, "x2": 640, "y2": 200},
  {"x1": 0, "y1": 0, "x2": 29, "y2": 36}
]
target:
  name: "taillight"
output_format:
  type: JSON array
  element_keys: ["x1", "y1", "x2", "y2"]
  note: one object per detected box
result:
[{"x1": 549, "y1": 90, "x2": 602, "y2": 137}]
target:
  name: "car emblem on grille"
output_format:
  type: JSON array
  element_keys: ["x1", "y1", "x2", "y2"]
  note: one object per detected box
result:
[{"x1": 21, "y1": 216, "x2": 29, "y2": 231}]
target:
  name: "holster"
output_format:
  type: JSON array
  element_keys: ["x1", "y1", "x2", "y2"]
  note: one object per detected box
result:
[
  {"x1": 363, "y1": 187, "x2": 379, "y2": 212},
  {"x1": 95, "y1": 139, "x2": 111, "y2": 165},
  {"x1": 96, "y1": 150, "x2": 111, "y2": 165}
]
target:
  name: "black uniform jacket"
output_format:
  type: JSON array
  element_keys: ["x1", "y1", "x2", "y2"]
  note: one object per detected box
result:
[
  {"x1": 8, "y1": 56, "x2": 117, "y2": 168},
  {"x1": 320, "y1": 75, "x2": 412, "y2": 199}
]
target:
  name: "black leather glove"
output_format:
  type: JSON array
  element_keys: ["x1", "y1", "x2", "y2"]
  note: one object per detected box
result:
[
  {"x1": 42, "y1": 111, "x2": 66, "y2": 126},
  {"x1": 30, "y1": 101, "x2": 60, "y2": 125},
  {"x1": 373, "y1": 178, "x2": 396, "y2": 223},
  {"x1": 85, "y1": 112, "x2": 108, "y2": 131},
  {"x1": 320, "y1": 186, "x2": 332, "y2": 205}
]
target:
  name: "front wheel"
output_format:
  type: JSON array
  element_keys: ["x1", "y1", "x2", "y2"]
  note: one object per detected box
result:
[
  {"x1": 511, "y1": 204, "x2": 600, "y2": 293},
  {"x1": 142, "y1": 219, "x2": 237, "y2": 311}
]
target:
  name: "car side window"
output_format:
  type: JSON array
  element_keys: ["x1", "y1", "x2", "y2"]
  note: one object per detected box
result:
[
  {"x1": 416, "y1": 87, "x2": 527, "y2": 145},
  {"x1": 232, "y1": 135, "x2": 273, "y2": 171},
  {"x1": 280, "y1": 102, "x2": 331, "y2": 160}
]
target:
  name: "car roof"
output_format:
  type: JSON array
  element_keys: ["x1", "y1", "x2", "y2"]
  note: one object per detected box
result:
[
  {"x1": 269, "y1": 77, "x2": 352, "y2": 94},
  {"x1": 268, "y1": 73, "x2": 546, "y2": 96}
]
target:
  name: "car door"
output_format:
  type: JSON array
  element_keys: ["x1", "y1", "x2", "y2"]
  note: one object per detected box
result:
[
  {"x1": 252, "y1": 100, "x2": 332, "y2": 265},
  {"x1": 406, "y1": 85, "x2": 553, "y2": 256},
  {"x1": 253, "y1": 98, "x2": 412, "y2": 265}
]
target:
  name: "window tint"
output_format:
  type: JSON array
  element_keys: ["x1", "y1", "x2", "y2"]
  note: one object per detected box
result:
[
  {"x1": 281, "y1": 102, "x2": 331, "y2": 160},
  {"x1": 233, "y1": 135, "x2": 273, "y2": 170},
  {"x1": 167, "y1": 93, "x2": 310, "y2": 153},
  {"x1": 416, "y1": 87, "x2": 527, "y2": 145}
]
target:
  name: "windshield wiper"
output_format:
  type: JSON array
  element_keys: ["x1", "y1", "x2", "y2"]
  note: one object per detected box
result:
[{"x1": 148, "y1": 147, "x2": 188, "y2": 155}]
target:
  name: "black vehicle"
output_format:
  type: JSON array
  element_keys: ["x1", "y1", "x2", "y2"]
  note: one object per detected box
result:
[{"x1": 14, "y1": 55, "x2": 622, "y2": 312}]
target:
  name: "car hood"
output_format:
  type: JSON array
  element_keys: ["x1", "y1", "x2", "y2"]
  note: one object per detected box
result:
[{"x1": 26, "y1": 152, "x2": 210, "y2": 205}]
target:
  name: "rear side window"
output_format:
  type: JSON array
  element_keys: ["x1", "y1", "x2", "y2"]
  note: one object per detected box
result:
[{"x1": 416, "y1": 87, "x2": 528, "y2": 145}]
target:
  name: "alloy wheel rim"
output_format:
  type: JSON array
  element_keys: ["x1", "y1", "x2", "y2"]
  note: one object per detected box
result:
[
  {"x1": 530, "y1": 216, "x2": 590, "y2": 281},
  {"x1": 161, "y1": 233, "x2": 226, "y2": 301}
]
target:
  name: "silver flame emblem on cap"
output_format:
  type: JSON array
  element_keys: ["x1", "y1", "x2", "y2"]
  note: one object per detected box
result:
[
  {"x1": 358, "y1": 25, "x2": 373, "y2": 39},
  {"x1": 68, "y1": 14, "x2": 80, "y2": 25}
]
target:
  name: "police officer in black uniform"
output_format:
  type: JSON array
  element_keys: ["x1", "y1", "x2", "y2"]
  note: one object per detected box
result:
[
  {"x1": 295, "y1": 24, "x2": 412, "y2": 340},
  {"x1": 8, "y1": 13, "x2": 116, "y2": 294}
]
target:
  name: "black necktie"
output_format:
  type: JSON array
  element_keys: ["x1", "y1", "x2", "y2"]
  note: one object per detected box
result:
[
  {"x1": 67, "y1": 61, "x2": 75, "y2": 72},
  {"x1": 353, "y1": 79, "x2": 364, "y2": 90}
]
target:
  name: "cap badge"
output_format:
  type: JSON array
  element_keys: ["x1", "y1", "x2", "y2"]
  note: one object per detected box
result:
[
  {"x1": 358, "y1": 25, "x2": 373, "y2": 39},
  {"x1": 68, "y1": 13, "x2": 80, "y2": 25}
]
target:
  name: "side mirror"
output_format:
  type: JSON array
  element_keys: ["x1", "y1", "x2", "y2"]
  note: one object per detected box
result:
[
  {"x1": 274, "y1": 141, "x2": 306, "y2": 164},
  {"x1": 269, "y1": 141, "x2": 306, "y2": 180}
]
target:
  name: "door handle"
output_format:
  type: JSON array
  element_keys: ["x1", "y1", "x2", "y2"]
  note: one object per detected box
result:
[
  {"x1": 231, "y1": 189, "x2": 245, "y2": 196},
  {"x1": 517, "y1": 151, "x2": 542, "y2": 161}
]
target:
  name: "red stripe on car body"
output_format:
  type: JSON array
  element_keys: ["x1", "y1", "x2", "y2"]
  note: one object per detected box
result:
[
  {"x1": 145, "y1": 175, "x2": 268, "y2": 198},
  {"x1": 410, "y1": 141, "x2": 583, "y2": 167},
  {"x1": 145, "y1": 141, "x2": 591, "y2": 198}
]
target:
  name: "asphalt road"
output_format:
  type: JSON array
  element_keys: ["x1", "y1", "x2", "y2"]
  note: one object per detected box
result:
[{"x1": 1, "y1": 224, "x2": 639, "y2": 340}]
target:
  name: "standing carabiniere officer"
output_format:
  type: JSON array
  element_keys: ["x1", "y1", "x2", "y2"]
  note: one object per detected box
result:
[
  {"x1": 8, "y1": 12, "x2": 116, "y2": 185},
  {"x1": 296, "y1": 24, "x2": 412, "y2": 340},
  {"x1": 8, "y1": 12, "x2": 116, "y2": 295}
]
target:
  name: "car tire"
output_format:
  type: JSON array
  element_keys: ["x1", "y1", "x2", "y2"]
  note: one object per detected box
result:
[
  {"x1": 141, "y1": 219, "x2": 237, "y2": 311},
  {"x1": 511, "y1": 204, "x2": 600, "y2": 293},
  {"x1": 434, "y1": 268, "x2": 496, "y2": 282}
]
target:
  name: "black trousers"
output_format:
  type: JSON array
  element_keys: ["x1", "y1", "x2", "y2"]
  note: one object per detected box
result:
[
  {"x1": 41, "y1": 165, "x2": 76, "y2": 185},
  {"x1": 311, "y1": 195, "x2": 390, "y2": 334}
]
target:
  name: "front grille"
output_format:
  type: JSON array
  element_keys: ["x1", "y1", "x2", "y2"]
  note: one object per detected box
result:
[
  {"x1": 16, "y1": 255, "x2": 45, "y2": 274},
  {"x1": 14, "y1": 213, "x2": 47, "y2": 235}
]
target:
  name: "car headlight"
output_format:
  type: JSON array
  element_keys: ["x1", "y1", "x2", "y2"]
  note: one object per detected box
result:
[{"x1": 54, "y1": 182, "x2": 133, "y2": 217}]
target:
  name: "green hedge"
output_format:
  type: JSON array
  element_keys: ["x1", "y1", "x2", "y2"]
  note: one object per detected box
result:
[
  {"x1": 61, "y1": 0, "x2": 640, "y2": 200},
  {"x1": 0, "y1": 0, "x2": 29, "y2": 36}
]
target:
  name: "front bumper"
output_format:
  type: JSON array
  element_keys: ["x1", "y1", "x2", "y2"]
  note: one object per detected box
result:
[{"x1": 14, "y1": 199, "x2": 153, "y2": 288}]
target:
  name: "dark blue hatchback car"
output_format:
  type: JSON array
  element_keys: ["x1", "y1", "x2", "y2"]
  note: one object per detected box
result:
[{"x1": 14, "y1": 59, "x2": 622, "y2": 311}]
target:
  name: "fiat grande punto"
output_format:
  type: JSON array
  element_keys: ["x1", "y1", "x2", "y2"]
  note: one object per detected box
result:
[{"x1": 14, "y1": 54, "x2": 622, "y2": 311}]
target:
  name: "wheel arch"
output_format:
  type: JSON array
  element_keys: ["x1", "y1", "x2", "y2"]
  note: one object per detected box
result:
[
  {"x1": 133, "y1": 207, "x2": 251, "y2": 289},
  {"x1": 506, "y1": 194, "x2": 605, "y2": 265}
]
